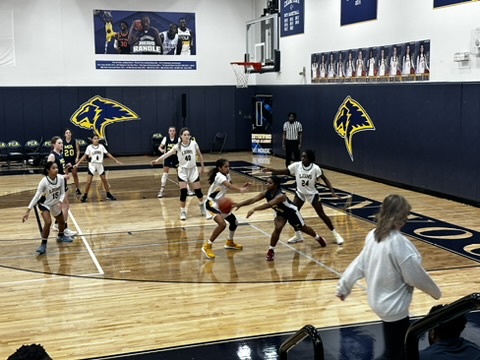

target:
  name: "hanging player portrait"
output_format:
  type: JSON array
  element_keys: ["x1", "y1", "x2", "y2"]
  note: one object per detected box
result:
[{"x1": 93, "y1": 10, "x2": 196, "y2": 56}]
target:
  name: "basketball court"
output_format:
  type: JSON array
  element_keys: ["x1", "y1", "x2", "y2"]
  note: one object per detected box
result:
[{"x1": 1, "y1": 152, "x2": 480, "y2": 358}]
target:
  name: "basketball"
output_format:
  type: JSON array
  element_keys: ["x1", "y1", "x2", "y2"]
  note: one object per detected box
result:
[{"x1": 218, "y1": 197, "x2": 234, "y2": 214}]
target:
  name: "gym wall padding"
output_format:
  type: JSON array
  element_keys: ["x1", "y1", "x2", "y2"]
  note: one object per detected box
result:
[
  {"x1": 256, "y1": 82, "x2": 480, "y2": 203},
  {"x1": 1, "y1": 82, "x2": 479, "y2": 203}
]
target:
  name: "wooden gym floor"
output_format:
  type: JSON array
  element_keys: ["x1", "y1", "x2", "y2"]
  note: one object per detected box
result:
[{"x1": 0, "y1": 152, "x2": 479, "y2": 359}]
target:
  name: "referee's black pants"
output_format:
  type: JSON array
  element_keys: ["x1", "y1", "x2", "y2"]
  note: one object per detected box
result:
[{"x1": 285, "y1": 140, "x2": 300, "y2": 167}]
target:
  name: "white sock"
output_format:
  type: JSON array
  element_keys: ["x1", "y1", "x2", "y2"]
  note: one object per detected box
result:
[
  {"x1": 228, "y1": 231, "x2": 235, "y2": 240},
  {"x1": 296, "y1": 230, "x2": 303, "y2": 238},
  {"x1": 207, "y1": 240, "x2": 214, "y2": 245},
  {"x1": 269, "y1": 246, "x2": 275, "y2": 250}
]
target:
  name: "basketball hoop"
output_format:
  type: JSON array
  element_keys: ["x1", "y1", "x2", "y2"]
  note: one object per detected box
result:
[{"x1": 230, "y1": 62, "x2": 262, "y2": 88}]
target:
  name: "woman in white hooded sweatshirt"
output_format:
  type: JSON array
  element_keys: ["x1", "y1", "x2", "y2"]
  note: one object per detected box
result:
[{"x1": 336, "y1": 194, "x2": 441, "y2": 360}]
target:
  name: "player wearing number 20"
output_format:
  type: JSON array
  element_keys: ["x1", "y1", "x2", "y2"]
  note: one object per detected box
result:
[
  {"x1": 74, "y1": 135, "x2": 122, "y2": 202},
  {"x1": 151, "y1": 127, "x2": 206, "y2": 221},
  {"x1": 63, "y1": 128, "x2": 81, "y2": 195}
]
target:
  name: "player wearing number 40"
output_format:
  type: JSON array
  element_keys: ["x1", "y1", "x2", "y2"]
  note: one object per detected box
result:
[
  {"x1": 74, "y1": 134, "x2": 123, "y2": 202},
  {"x1": 151, "y1": 127, "x2": 206, "y2": 221}
]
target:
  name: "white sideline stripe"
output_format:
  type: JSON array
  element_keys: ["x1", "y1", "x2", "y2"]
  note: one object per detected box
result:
[{"x1": 68, "y1": 209, "x2": 104, "y2": 275}]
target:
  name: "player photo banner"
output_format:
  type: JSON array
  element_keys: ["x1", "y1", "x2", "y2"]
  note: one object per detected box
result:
[
  {"x1": 311, "y1": 40, "x2": 430, "y2": 84},
  {"x1": 341, "y1": 0, "x2": 377, "y2": 26},
  {"x1": 434, "y1": 0, "x2": 477, "y2": 8},
  {"x1": 93, "y1": 10, "x2": 196, "y2": 70}
]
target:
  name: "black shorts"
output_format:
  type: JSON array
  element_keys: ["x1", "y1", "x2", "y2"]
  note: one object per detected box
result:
[
  {"x1": 276, "y1": 210, "x2": 305, "y2": 230},
  {"x1": 164, "y1": 156, "x2": 179, "y2": 169},
  {"x1": 64, "y1": 156, "x2": 76, "y2": 168}
]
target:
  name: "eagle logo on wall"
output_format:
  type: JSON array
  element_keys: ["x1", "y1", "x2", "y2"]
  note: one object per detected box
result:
[
  {"x1": 333, "y1": 96, "x2": 375, "y2": 161},
  {"x1": 70, "y1": 95, "x2": 140, "y2": 139}
]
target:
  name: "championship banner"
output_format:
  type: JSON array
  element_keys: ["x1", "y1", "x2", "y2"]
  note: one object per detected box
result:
[
  {"x1": 281, "y1": 0, "x2": 304, "y2": 37},
  {"x1": 434, "y1": 0, "x2": 477, "y2": 7},
  {"x1": 341, "y1": 0, "x2": 377, "y2": 26},
  {"x1": 93, "y1": 10, "x2": 196, "y2": 70}
]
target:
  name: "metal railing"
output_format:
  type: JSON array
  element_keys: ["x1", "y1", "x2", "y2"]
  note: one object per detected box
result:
[
  {"x1": 405, "y1": 292, "x2": 480, "y2": 360},
  {"x1": 278, "y1": 324, "x2": 324, "y2": 360}
]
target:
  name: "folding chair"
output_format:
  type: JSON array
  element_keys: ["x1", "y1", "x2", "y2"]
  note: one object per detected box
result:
[
  {"x1": 210, "y1": 131, "x2": 227, "y2": 154},
  {"x1": 151, "y1": 133, "x2": 163, "y2": 155},
  {"x1": 24, "y1": 139, "x2": 42, "y2": 166},
  {"x1": 7, "y1": 140, "x2": 24, "y2": 167}
]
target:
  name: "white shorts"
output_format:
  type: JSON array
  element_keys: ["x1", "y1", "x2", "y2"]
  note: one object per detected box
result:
[
  {"x1": 88, "y1": 162, "x2": 105, "y2": 176},
  {"x1": 295, "y1": 191, "x2": 319, "y2": 204},
  {"x1": 177, "y1": 166, "x2": 199, "y2": 183},
  {"x1": 39, "y1": 203, "x2": 62, "y2": 217}
]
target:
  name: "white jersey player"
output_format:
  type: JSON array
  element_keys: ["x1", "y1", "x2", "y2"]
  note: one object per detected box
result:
[
  {"x1": 22, "y1": 161, "x2": 73, "y2": 255},
  {"x1": 151, "y1": 127, "x2": 205, "y2": 220},
  {"x1": 74, "y1": 135, "x2": 123, "y2": 202},
  {"x1": 177, "y1": 18, "x2": 194, "y2": 55},
  {"x1": 263, "y1": 149, "x2": 344, "y2": 245},
  {"x1": 201, "y1": 159, "x2": 251, "y2": 259}
]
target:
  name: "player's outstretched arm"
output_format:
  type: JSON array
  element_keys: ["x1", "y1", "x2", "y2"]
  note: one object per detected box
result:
[
  {"x1": 262, "y1": 167, "x2": 290, "y2": 175},
  {"x1": 151, "y1": 147, "x2": 176, "y2": 165},
  {"x1": 319, "y1": 173, "x2": 338, "y2": 198},
  {"x1": 106, "y1": 152, "x2": 122, "y2": 165},
  {"x1": 74, "y1": 153, "x2": 88, "y2": 168}
]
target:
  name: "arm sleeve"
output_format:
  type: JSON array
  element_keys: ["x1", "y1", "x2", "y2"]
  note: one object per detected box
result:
[
  {"x1": 336, "y1": 251, "x2": 365, "y2": 299},
  {"x1": 58, "y1": 177, "x2": 66, "y2": 203},
  {"x1": 400, "y1": 255, "x2": 441, "y2": 300}
]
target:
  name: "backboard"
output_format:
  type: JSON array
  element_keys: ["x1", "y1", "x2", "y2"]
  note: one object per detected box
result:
[{"x1": 246, "y1": 14, "x2": 280, "y2": 73}]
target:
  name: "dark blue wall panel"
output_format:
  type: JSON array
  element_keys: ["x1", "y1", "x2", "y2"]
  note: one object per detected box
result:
[{"x1": 2, "y1": 83, "x2": 480, "y2": 203}]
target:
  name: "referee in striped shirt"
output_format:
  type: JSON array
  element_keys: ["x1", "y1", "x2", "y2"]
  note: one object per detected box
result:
[{"x1": 282, "y1": 112, "x2": 303, "y2": 167}]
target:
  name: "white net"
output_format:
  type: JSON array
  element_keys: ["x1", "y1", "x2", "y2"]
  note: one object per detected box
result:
[{"x1": 231, "y1": 63, "x2": 257, "y2": 88}]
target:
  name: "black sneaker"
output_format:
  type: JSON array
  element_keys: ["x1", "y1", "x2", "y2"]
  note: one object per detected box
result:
[
  {"x1": 75, "y1": 188, "x2": 82, "y2": 195},
  {"x1": 81, "y1": 194, "x2": 88, "y2": 203},
  {"x1": 106, "y1": 193, "x2": 117, "y2": 201}
]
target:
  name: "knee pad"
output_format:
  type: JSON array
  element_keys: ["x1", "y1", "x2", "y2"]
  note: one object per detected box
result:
[
  {"x1": 227, "y1": 216, "x2": 238, "y2": 231},
  {"x1": 180, "y1": 188, "x2": 188, "y2": 202},
  {"x1": 194, "y1": 188, "x2": 203, "y2": 198}
]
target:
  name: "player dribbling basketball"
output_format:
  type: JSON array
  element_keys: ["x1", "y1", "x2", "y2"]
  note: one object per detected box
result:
[{"x1": 201, "y1": 159, "x2": 251, "y2": 260}]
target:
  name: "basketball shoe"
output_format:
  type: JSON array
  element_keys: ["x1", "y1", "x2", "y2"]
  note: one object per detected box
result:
[
  {"x1": 316, "y1": 236, "x2": 327, "y2": 247},
  {"x1": 202, "y1": 243, "x2": 215, "y2": 259},
  {"x1": 288, "y1": 231, "x2": 304, "y2": 244},
  {"x1": 36, "y1": 244, "x2": 47, "y2": 255},
  {"x1": 224, "y1": 239, "x2": 243, "y2": 250},
  {"x1": 265, "y1": 248, "x2": 275, "y2": 261}
]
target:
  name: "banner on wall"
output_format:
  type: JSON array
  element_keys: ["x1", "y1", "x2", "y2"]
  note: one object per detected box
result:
[
  {"x1": 281, "y1": 0, "x2": 304, "y2": 37},
  {"x1": 341, "y1": 0, "x2": 377, "y2": 26},
  {"x1": 312, "y1": 40, "x2": 430, "y2": 83},
  {"x1": 434, "y1": 0, "x2": 476, "y2": 8},
  {"x1": 93, "y1": 10, "x2": 196, "y2": 70}
]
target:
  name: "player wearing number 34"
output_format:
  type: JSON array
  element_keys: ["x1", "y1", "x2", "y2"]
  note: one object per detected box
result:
[{"x1": 151, "y1": 127, "x2": 206, "y2": 221}]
